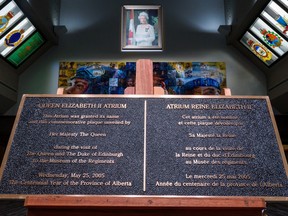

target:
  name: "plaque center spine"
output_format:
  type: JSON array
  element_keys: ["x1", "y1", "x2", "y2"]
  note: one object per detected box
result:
[{"x1": 143, "y1": 100, "x2": 147, "y2": 192}]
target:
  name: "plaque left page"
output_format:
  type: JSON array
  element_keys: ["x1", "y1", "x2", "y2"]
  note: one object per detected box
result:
[{"x1": 0, "y1": 95, "x2": 145, "y2": 197}]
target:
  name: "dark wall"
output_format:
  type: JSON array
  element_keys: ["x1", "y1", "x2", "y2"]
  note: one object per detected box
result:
[{"x1": 0, "y1": 116, "x2": 15, "y2": 164}]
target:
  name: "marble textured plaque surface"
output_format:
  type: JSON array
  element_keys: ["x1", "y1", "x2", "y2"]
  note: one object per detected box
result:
[{"x1": 0, "y1": 95, "x2": 287, "y2": 199}]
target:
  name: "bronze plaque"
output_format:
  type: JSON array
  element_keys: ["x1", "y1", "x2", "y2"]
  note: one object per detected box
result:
[{"x1": 0, "y1": 95, "x2": 287, "y2": 200}]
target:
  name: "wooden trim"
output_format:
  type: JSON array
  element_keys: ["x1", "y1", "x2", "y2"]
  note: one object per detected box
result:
[
  {"x1": 222, "y1": 88, "x2": 231, "y2": 96},
  {"x1": 56, "y1": 87, "x2": 64, "y2": 95},
  {"x1": 24, "y1": 196, "x2": 265, "y2": 216},
  {"x1": 25, "y1": 196, "x2": 265, "y2": 209},
  {"x1": 124, "y1": 87, "x2": 135, "y2": 94},
  {"x1": 135, "y1": 59, "x2": 154, "y2": 94}
]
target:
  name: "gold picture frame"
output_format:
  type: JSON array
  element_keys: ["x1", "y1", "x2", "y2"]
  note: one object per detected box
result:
[{"x1": 121, "y1": 5, "x2": 163, "y2": 52}]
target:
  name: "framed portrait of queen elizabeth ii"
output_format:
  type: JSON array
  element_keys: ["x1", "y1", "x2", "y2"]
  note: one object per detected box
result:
[{"x1": 121, "y1": 5, "x2": 162, "y2": 52}]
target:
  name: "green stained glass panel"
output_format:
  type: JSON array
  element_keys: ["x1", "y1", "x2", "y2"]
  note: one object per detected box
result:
[{"x1": 7, "y1": 32, "x2": 45, "y2": 67}]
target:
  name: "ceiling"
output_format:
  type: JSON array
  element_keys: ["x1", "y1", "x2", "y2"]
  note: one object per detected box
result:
[{"x1": 226, "y1": 0, "x2": 288, "y2": 114}]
